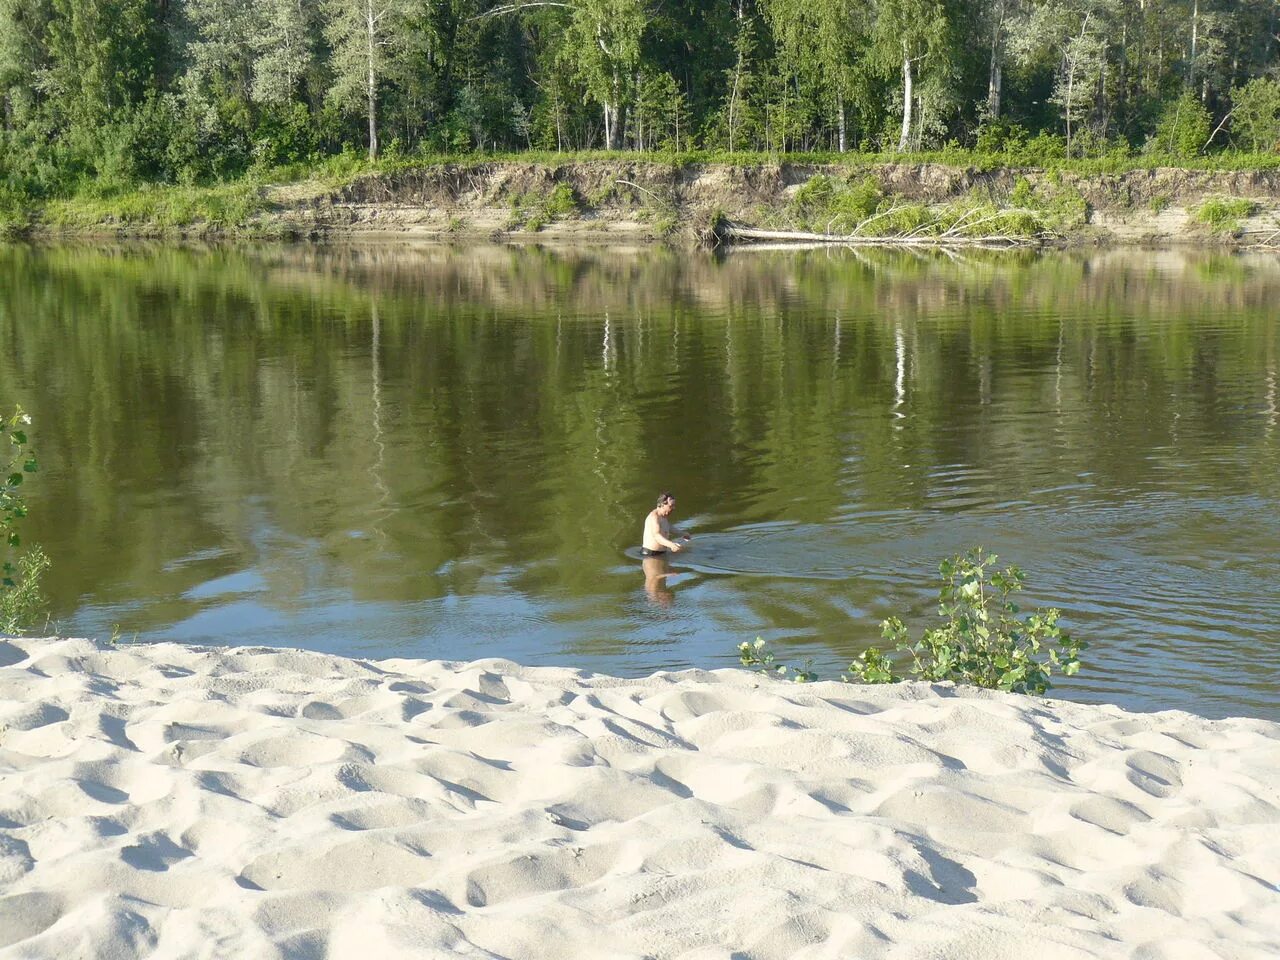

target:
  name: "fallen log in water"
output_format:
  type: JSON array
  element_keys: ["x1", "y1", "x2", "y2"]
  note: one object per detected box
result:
[{"x1": 720, "y1": 221, "x2": 1045, "y2": 249}]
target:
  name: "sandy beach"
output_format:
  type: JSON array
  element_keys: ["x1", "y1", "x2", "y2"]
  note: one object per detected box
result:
[{"x1": 0, "y1": 636, "x2": 1276, "y2": 958}]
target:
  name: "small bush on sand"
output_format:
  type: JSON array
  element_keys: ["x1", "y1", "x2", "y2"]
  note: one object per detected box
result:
[
  {"x1": 741, "y1": 548, "x2": 1085, "y2": 696},
  {"x1": 1, "y1": 408, "x2": 47, "y2": 634}
]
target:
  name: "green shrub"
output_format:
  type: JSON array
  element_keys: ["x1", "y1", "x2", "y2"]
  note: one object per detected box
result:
[
  {"x1": 738, "y1": 638, "x2": 817, "y2": 682},
  {"x1": 740, "y1": 548, "x2": 1086, "y2": 697},
  {"x1": 509, "y1": 182, "x2": 581, "y2": 231},
  {"x1": 1230, "y1": 78, "x2": 1280, "y2": 153},
  {"x1": 585, "y1": 183, "x2": 619, "y2": 208},
  {"x1": 790, "y1": 174, "x2": 881, "y2": 233},
  {"x1": 1009, "y1": 173, "x2": 1088, "y2": 229},
  {"x1": 975, "y1": 119, "x2": 1030, "y2": 155},
  {"x1": 1192, "y1": 196, "x2": 1259, "y2": 233},
  {"x1": 543, "y1": 182, "x2": 578, "y2": 219},
  {"x1": 848, "y1": 548, "x2": 1085, "y2": 695},
  {"x1": 1, "y1": 408, "x2": 47, "y2": 635},
  {"x1": 1149, "y1": 93, "x2": 1213, "y2": 157},
  {"x1": 789, "y1": 174, "x2": 837, "y2": 225},
  {"x1": 1, "y1": 547, "x2": 49, "y2": 635},
  {"x1": 1004, "y1": 131, "x2": 1068, "y2": 165},
  {"x1": 0, "y1": 183, "x2": 33, "y2": 238}
]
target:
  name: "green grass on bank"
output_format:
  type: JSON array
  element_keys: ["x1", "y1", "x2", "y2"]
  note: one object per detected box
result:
[
  {"x1": 39, "y1": 181, "x2": 269, "y2": 233},
  {"x1": 2, "y1": 145, "x2": 1278, "y2": 237},
  {"x1": 1192, "y1": 197, "x2": 1262, "y2": 234},
  {"x1": 273, "y1": 145, "x2": 1280, "y2": 184}
]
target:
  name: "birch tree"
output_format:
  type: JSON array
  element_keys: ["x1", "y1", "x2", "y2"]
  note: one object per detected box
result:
[
  {"x1": 870, "y1": 0, "x2": 953, "y2": 152},
  {"x1": 324, "y1": 0, "x2": 419, "y2": 159},
  {"x1": 760, "y1": 0, "x2": 869, "y2": 152},
  {"x1": 564, "y1": 0, "x2": 647, "y2": 150},
  {"x1": 179, "y1": 0, "x2": 256, "y2": 129},
  {"x1": 251, "y1": 0, "x2": 318, "y2": 106},
  {"x1": 1010, "y1": 0, "x2": 1118, "y2": 154},
  {"x1": 722, "y1": 0, "x2": 756, "y2": 152}
]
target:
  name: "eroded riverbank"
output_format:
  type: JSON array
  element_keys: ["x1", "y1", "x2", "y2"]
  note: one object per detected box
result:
[{"x1": 20, "y1": 161, "x2": 1280, "y2": 247}]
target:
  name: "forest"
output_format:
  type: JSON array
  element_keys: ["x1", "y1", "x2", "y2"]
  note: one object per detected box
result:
[{"x1": 1, "y1": 0, "x2": 1279, "y2": 207}]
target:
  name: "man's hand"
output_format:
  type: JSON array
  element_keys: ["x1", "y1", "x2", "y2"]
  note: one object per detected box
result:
[{"x1": 670, "y1": 543, "x2": 683, "y2": 553}]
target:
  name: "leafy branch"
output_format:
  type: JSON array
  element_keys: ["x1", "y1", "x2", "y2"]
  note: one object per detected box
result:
[
  {"x1": 741, "y1": 548, "x2": 1086, "y2": 697},
  {"x1": 738, "y1": 638, "x2": 818, "y2": 683}
]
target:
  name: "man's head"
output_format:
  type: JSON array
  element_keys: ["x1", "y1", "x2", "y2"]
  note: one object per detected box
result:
[{"x1": 656, "y1": 491, "x2": 676, "y2": 517}]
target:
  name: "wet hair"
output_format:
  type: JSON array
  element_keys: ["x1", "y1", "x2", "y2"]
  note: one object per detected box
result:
[{"x1": 656, "y1": 491, "x2": 675, "y2": 507}]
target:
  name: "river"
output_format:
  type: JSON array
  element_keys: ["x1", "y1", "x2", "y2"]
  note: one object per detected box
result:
[{"x1": 1, "y1": 243, "x2": 1276, "y2": 719}]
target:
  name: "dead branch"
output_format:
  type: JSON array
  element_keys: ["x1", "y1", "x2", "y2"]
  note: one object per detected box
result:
[
  {"x1": 471, "y1": 2, "x2": 573, "y2": 21},
  {"x1": 615, "y1": 179, "x2": 665, "y2": 204},
  {"x1": 721, "y1": 222, "x2": 1040, "y2": 249},
  {"x1": 1203, "y1": 109, "x2": 1234, "y2": 153}
]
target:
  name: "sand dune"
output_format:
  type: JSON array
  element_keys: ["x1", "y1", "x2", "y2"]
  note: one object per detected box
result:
[{"x1": 0, "y1": 636, "x2": 1277, "y2": 959}]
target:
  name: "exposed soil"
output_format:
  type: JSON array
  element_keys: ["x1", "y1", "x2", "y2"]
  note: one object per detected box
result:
[
  {"x1": 37, "y1": 161, "x2": 1280, "y2": 246},
  {"x1": 257, "y1": 161, "x2": 1280, "y2": 248}
]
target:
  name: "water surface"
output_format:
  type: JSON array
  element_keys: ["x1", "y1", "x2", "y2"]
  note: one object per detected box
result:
[{"x1": 1, "y1": 243, "x2": 1277, "y2": 719}]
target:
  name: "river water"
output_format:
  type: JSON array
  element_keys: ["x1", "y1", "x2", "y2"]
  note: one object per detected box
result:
[{"x1": 1, "y1": 243, "x2": 1277, "y2": 720}]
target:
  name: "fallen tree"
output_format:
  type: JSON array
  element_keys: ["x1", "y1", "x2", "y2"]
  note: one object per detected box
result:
[{"x1": 716, "y1": 209, "x2": 1055, "y2": 249}]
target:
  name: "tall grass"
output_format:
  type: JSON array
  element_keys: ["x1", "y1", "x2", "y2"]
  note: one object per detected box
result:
[{"x1": 42, "y1": 181, "x2": 268, "y2": 232}]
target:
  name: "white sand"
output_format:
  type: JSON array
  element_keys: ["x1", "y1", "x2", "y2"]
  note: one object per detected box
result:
[{"x1": 0, "y1": 637, "x2": 1277, "y2": 959}]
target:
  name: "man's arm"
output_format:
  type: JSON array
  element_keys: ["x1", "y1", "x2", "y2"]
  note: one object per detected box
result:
[{"x1": 647, "y1": 514, "x2": 683, "y2": 551}]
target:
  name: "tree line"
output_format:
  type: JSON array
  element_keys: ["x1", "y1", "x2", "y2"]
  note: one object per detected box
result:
[{"x1": 1, "y1": 0, "x2": 1279, "y2": 198}]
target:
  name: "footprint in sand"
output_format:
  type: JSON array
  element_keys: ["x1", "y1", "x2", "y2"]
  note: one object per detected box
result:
[
  {"x1": 1069, "y1": 795, "x2": 1152, "y2": 834},
  {"x1": 0, "y1": 892, "x2": 64, "y2": 948},
  {"x1": 1123, "y1": 750, "x2": 1183, "y2": 799},
  {"x1": 239, "y1": 836, "x2": 436, "y2": 892},
  {"x1": 120, "y1": 832, "x2": 194, "y2": 872}
]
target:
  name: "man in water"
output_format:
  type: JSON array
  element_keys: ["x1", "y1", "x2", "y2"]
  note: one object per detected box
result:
[{"x1": 642, "y1": 491, "x2": 690, "y2": 556}]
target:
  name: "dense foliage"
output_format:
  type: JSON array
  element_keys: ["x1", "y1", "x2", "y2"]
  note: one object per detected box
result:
[{"x1": 0, "y1": 0, "x2": 1278, "y2": 205}]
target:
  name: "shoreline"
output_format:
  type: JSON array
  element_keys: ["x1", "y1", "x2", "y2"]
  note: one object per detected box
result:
[
  {"x1": 1, "y1": 635, "x2": 1277, "y2": 958},
  {"x1": 11, "y1": 160, "x2": 1280, "y2": 249}
]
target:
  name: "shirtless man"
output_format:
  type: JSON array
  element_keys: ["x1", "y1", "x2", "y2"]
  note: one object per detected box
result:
[{"x1": 641, "y1": 491, "x2": 690, "y2": 556}]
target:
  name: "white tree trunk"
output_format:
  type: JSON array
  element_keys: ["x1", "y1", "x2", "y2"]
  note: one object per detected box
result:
[
  {"x1": 987, "y1": 0, "x2": 1005, "y2": 119},
  {"x1": 728, "y1": 63, "x2": 742, "y2": 152},
  {"x1": 1190, "y1": 0, "x2": 1199, "y2": 83},
  {"x1": 898, "y1": 45, "x2": 913, "y2": 152},
  {"x1": 837, "y1": 92, "x2": 847, "y2": 153},
  {"x1": 366, "y1": 0, "x2": 378, "y2": 160}
]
